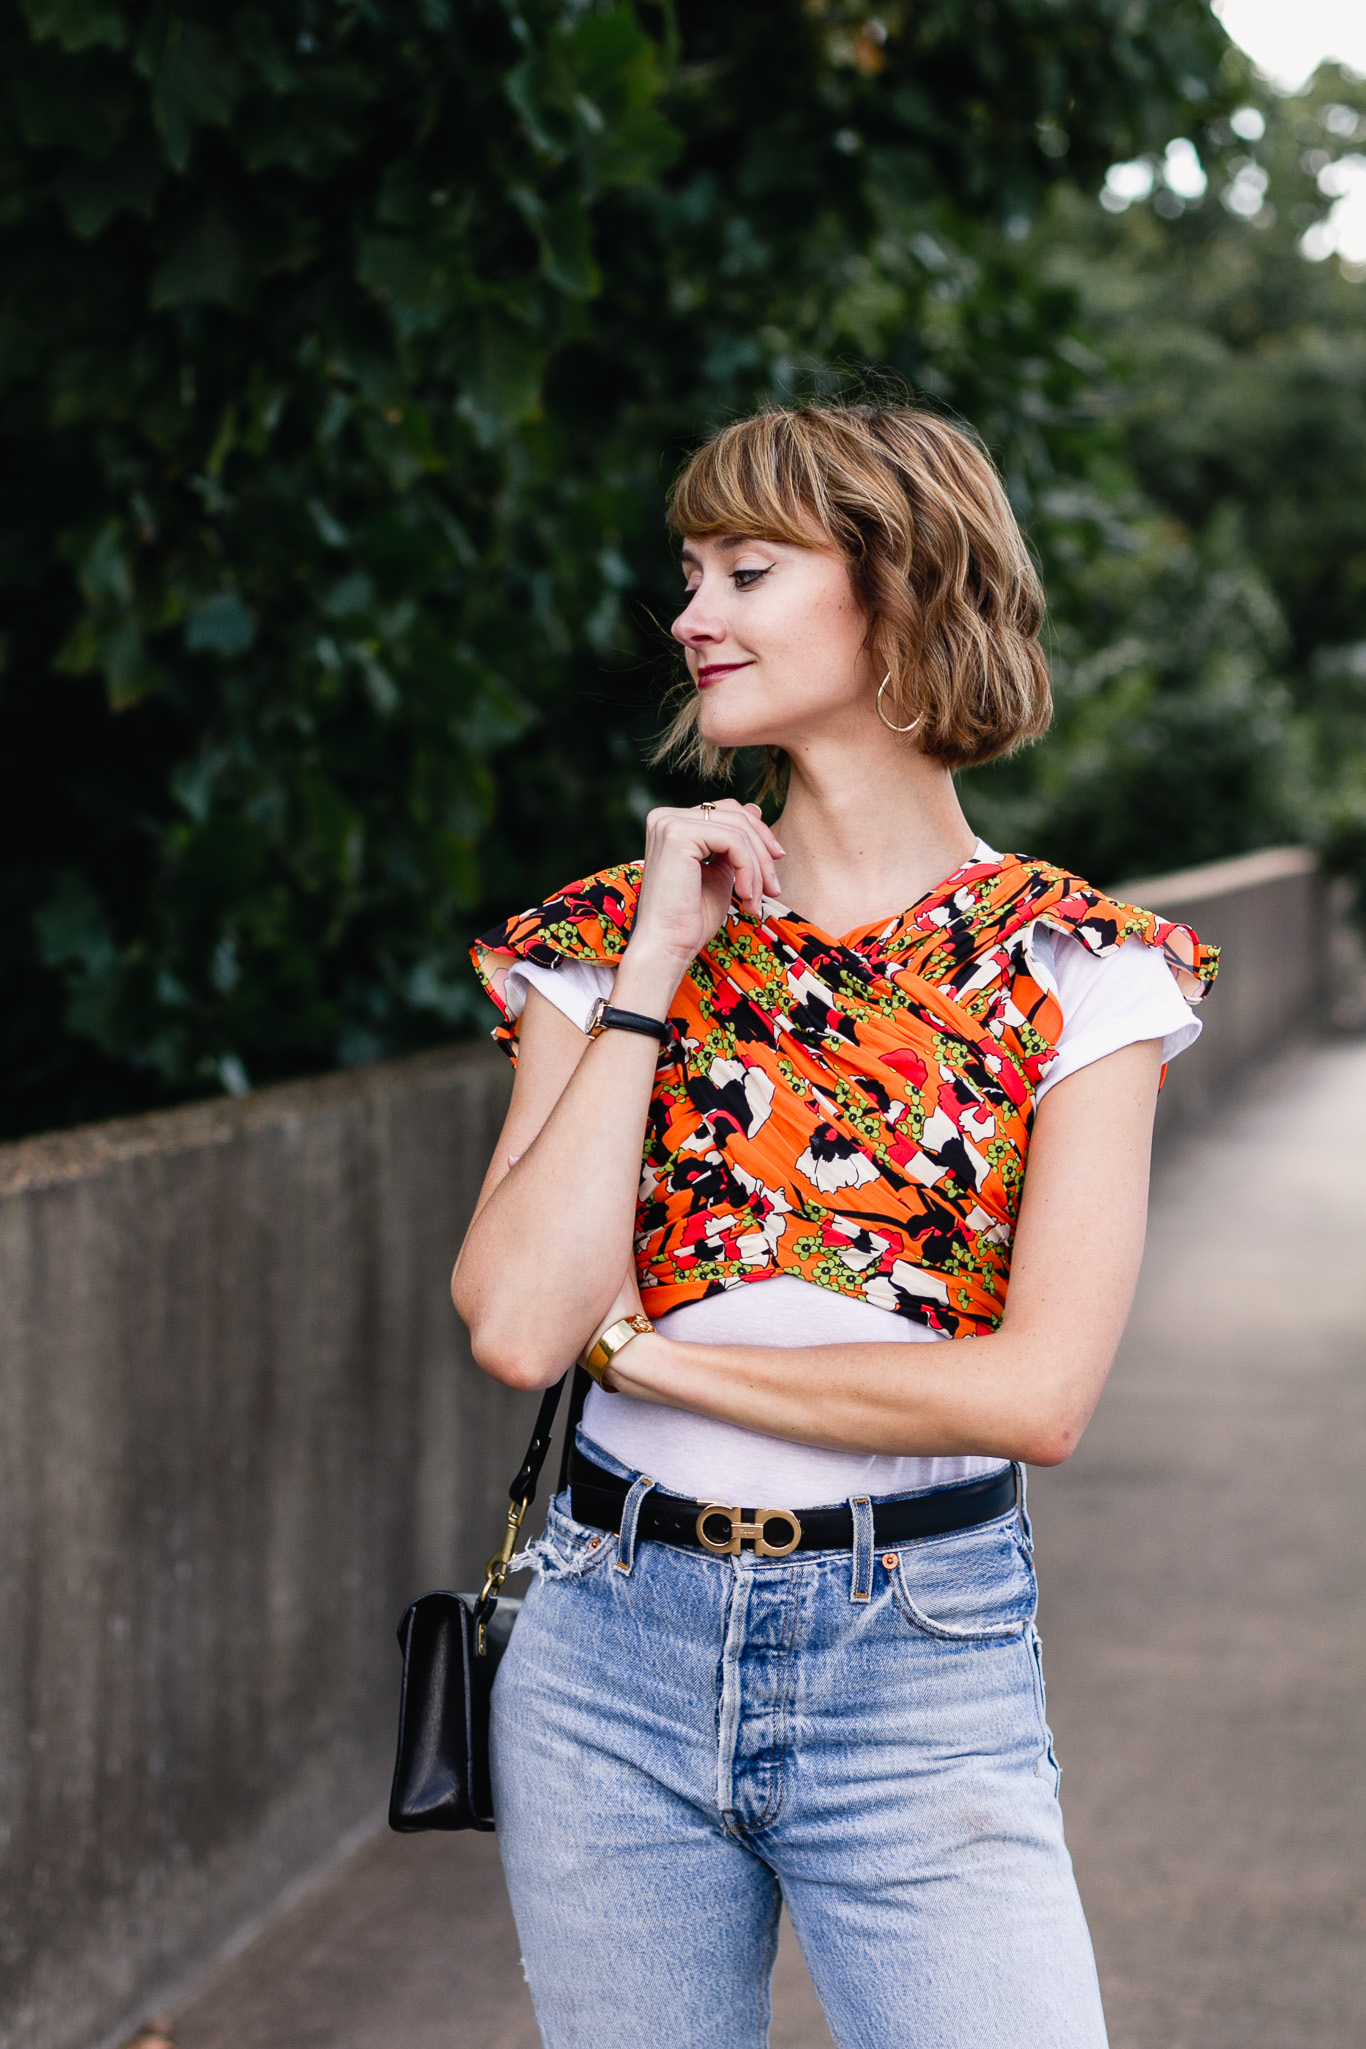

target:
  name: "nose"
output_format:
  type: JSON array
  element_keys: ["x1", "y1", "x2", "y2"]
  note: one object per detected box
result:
[{"x1": 671, "y1": 586, "x2": 726, "y2": 648}]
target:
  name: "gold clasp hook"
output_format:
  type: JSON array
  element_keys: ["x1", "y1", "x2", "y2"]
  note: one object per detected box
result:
[{"x1": 475, "y1": 1495, "x2": 529, "y2": 1654}]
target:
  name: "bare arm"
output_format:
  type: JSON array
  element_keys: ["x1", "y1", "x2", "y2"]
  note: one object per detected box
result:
[
  {"x1": 451, "y1": 799, "x2": 785, "y2": 1386},
  {"x1": 598, "y1": 1037, "x2": 1164, "y2": 1468},
  {"x1": 450, "y1": 982, "x2": 659, "y2": 1385}
]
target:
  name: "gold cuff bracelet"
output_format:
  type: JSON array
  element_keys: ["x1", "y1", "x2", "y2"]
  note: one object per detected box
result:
[{"x1": 581, "y1": 1312, "x2": 654, "y2": 1387}]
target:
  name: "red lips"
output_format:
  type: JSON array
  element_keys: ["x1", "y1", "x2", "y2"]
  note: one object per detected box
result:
[{"x1": 696, "y1": 660, "x2": 755, "y2": 688}]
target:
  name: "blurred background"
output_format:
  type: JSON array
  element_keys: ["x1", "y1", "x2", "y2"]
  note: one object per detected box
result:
[
  {"x1": 3, "y1": 7, "x2": 1366, "y2": 2049},
  {"x1": 4, "y1": 0, "x2": 1366, "y2": 1142}
]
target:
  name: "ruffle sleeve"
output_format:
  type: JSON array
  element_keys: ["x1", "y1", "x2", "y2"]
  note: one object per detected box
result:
[
  {"x1": 472, "y1": 861, "x2": 643, "y2": 1059},
  {"x1": 899, "y1": 854, "x2": 1219, "y2": 1013},
  {"x1": 1036, "y1": 886, "x2": 1219, "y2": 1006}
]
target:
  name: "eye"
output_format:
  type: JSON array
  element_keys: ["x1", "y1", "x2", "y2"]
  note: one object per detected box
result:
[{"x1": 732, "y1": 565, "x2": 771, "y2": 590}]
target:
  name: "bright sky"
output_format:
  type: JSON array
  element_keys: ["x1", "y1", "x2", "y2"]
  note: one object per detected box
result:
[
  {"x1": 1214, "y1": 0, "x2": 1366, "y2": 92},
  {"x1": 1215, "y1": 1, "x2": 1366, "y2": 269},
  {"x1": 1100, "y1": 3, "x2": 1366, "y2": 269}
]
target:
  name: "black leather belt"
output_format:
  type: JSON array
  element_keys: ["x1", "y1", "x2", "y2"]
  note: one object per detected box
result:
[{"x1": 568, "y1": 1447, "x2": 1017, "y2": 1558}]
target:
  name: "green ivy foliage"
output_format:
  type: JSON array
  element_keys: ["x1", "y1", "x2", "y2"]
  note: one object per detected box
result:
[
  {"x1": 1, "y1": 0, "x2": 1244, "y2": 1136},
  {"x1": 3, "y1": 0, "x2": 685, "y2": 1126}
]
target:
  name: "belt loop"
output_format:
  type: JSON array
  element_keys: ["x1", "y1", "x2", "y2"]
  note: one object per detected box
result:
[
  {"x1": 616, "y1": 1474, "x2": 656, "y2": 1576},
  {"x1": 849, "y1": 1494, "x2": 874, "y2": 1602},
  {"x1": 1013, "y1": 1462, "x2": 1033, "y2": 1554}
]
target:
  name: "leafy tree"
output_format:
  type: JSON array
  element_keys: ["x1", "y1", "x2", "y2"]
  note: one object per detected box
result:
[
  {"x1": 2, "y1": 0, "x2": 683, "y2": 1129},
  {"x1": 0, "y1": 0, "x2": 1239, "y2": 1138},
  {"x1": 1026, "y1": 61, "x2": 1366, "y2": 899},
  {"x1": 961, "y1": 488, "x2": 1299, "y2": 882}
]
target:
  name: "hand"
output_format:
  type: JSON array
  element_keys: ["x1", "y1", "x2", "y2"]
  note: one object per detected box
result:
[
  {"x1": 581, "y1": 1269, "x2": 677, "y2": 1407},
  {"x1": 617, "y1": 800, "x2": 785, "y2": 1011},
  {"x1": 582, "y1": 1267, "x2": 648, "y2": 1394}
]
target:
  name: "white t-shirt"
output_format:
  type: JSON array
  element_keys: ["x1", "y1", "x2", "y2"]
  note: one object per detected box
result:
[{"x1": 502, "y1": 842, "x2": 1199, "y2": 1506}]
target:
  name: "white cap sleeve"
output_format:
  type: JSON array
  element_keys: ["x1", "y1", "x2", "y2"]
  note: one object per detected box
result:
[
  {"x1": 1035, "y1": 927, "x2": 1201, "y2": 1103},
  {"x1": 502, "y1": 957, "x2": 616, "y2": 1034}
]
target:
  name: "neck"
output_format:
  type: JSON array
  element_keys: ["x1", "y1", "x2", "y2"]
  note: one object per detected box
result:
[{"x1": 771, "y1": 729, "x2": 978, "y2": 936}]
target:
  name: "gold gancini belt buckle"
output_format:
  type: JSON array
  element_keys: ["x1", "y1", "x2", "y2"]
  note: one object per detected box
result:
[{"x1": 695, "y1": 1503, "x2": 803, "y2": 1558}]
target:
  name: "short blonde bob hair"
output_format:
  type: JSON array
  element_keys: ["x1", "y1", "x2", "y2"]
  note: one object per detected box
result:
[{"x1": 658, "y1": 402, "x2": 1051, "y2": 781}]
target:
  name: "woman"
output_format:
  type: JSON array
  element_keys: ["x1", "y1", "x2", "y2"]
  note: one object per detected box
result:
[{"x1": 453, "y1": 404, "x2": 1215, "y2": 2049}]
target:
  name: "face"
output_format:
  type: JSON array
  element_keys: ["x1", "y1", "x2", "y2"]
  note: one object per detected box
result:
[{"x1": 670, "y1": 533, "x2": 877, "y2": 754}]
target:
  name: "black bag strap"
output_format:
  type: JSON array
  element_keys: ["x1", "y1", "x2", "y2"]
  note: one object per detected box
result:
[
  {"x1": 473, "y1": 1364, "x2": 587, "y2": 1648},
  {"x1": 556, "y1": 1363, "x2": 592, "y2": 1494},
  {"x1": 508, "y1": 1370, "x2": 572, "y2": 1506}
]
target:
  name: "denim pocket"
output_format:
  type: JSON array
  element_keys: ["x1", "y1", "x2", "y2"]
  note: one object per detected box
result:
[
  {"x1": 889, "y1": 1514, "x2": 1036, "y2": 1642},
  {"x1": 1027, "y1": 1621, "x2": 1062, "y2": 1792},
  {"x1": 528, "y1": 1495, "x2": 617, "y2": 1583}
]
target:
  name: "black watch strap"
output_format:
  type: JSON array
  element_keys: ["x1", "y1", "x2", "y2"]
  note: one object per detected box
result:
[{"x1": 588, "y1": 1000, "x2": 667, "y2": 1043}]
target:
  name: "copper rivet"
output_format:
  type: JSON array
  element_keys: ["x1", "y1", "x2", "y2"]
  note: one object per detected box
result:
[
  {"x1": 588, "y1": 1536, "x2": 601, "y2": 1549},
  {"x1": 882, "y1": 1552, "x2": 898, "y2": 1570}
]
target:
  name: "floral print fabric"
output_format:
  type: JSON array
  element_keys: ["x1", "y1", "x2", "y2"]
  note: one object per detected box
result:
[{"x1": 474, "y1": 852, "x2": 1217, "y2": 1339}]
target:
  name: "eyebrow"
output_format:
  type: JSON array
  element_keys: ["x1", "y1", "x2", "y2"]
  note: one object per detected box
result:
[{"x1": 678, "y1": 534, "x2": 766, "y2": 567}]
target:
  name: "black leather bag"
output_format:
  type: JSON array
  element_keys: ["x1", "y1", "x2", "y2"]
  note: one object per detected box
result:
[{"x1": 388, "y1": 1368, "x2": 585, "y2": 1833}]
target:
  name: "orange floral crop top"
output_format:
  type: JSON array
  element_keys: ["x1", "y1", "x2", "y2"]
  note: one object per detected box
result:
[{"x1": 474, "y1": 850, "x2": 1217, "y2": 1339}]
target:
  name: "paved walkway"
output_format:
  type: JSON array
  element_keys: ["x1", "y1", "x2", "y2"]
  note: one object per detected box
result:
[{"x1": 161, "y1": 1039, "x2": 1366, "y2": 2049}]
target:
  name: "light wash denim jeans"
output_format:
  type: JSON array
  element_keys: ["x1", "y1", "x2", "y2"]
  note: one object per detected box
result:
[{"x1": 491, "y1": 1438, "x2": 1108, "y2": 2049}]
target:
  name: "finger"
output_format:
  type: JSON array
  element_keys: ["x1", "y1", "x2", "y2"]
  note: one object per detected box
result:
[
  {"x1": 720, "y1": 823, "x2": 774, "y2": 905},
  {"x1": 725, "y1": 829, "x2": 771, "y2": 914},
  {"x1": 741, "y1": 801, "x2": 786, "y2": 859},
  {"x1": 698, "y1": 806, "x2": 783, "y2": 891},
  {"x1": 660, "y1": 810, "x2": 780, "y2": 905},
  {"x1": 736, "y1": 818, "x2": 783, "y2": 899},
  {"x1": 735, "y1": 824, "x2": 781, "y2": 903},
  {"x1": 691, "y1": 799, "x2": 783, "y2": 862},
  {"x1": 697, "y1": 819, "x2": 779, "y2": 904},
  {"x1": 726, "y1": 852, "x2": 763, "y2": 915},
  {"x1": 693, "y1": 834, "x2": 759, "y2": 912}
]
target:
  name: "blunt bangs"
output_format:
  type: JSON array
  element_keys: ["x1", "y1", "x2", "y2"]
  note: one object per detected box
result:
[{"x1": 667, "y1": 414, "x2": 842, "y2": 552}]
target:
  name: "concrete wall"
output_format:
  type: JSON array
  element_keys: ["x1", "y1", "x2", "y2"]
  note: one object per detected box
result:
[
  {"x1": 0, "y1": 845, "x2": 1325, "y2": 2049},
  {"x1": 0, "y1": 1050, "x2": 517, "y2": 2049},
  {"x1": 1117, "y1": 846, "x2": 1323, "y2": 1140}
]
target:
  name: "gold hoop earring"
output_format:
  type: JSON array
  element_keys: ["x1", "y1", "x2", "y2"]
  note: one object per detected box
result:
[{"x1": 876, "y1": 672, "x2": 923, "y2": 737}]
